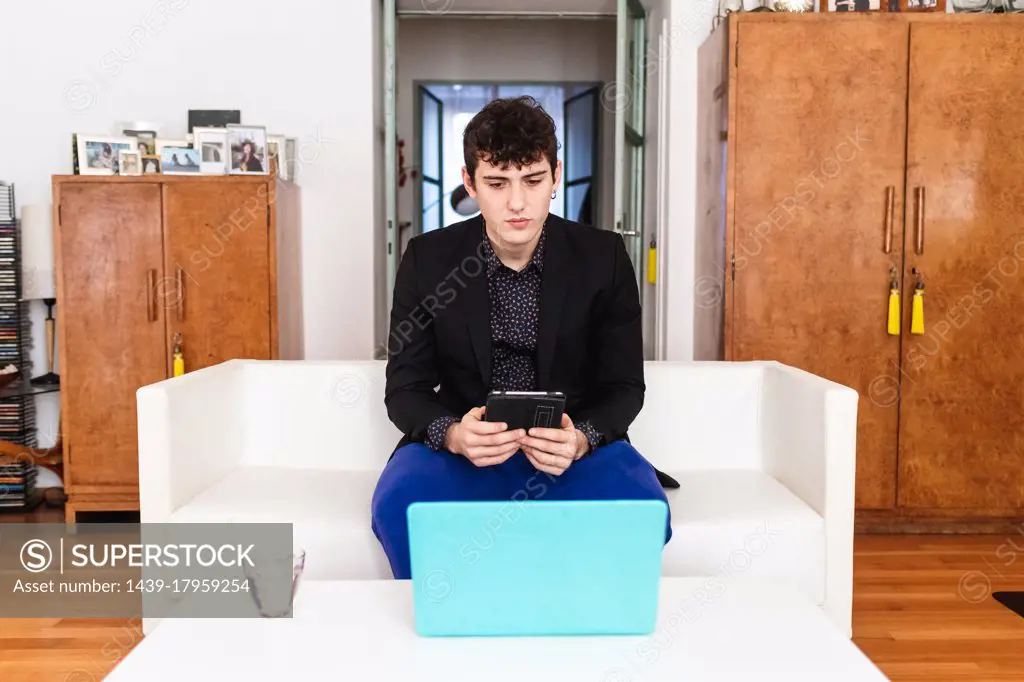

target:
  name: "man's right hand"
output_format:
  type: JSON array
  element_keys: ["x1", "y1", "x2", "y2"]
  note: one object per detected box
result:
[{"x1": 445, "y1": 406, "x2": 526, "y2": 467}]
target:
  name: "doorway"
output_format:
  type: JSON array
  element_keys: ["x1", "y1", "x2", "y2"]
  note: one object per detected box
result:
[
  {"x1": 381, "y1": 1, "x2": 663, "y2": 358},
  {"x1": 413, "y1": 82, "x2": 602, "y2": 238}
]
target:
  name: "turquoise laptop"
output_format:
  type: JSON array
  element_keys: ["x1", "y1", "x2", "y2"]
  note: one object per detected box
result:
[{"x1": 407, "y1": 499, "x2": 668, "y2": 637}]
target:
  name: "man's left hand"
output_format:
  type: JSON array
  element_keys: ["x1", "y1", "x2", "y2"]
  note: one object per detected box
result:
[{"x1": 519, "y1": 413, "x2": 589, "y2": 476}]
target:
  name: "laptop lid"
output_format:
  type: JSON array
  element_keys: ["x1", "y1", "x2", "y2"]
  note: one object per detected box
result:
[{"x1": 407, "y1": 499, "x2": 668, "y2": 637}]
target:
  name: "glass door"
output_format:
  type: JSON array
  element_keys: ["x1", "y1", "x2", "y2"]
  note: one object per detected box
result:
[
  {"x1": 417, "y1": 86, "x2": 444, "y2": 233},
  {"x1": 613, "y1": 0, "x2": 648, "y2": 297},
  {"x1": 563, "y1": 86, "x2": 600, "y2": 226}
]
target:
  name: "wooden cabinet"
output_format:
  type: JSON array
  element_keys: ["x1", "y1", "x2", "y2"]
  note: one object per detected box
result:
[
  {"x1": 701, "y1": 13, "x2": 1024, "y2": 530},
  {"x1": 53, "y1": 176, "x2": 279, "y2": 520},
  {"x1": 897, "y1": 22, "x2": 1024, "y2": 517}
]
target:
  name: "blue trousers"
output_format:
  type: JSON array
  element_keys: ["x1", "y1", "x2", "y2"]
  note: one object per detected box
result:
[{"x1": 370, "y1": 439, "x2": 672, "y2": 579}]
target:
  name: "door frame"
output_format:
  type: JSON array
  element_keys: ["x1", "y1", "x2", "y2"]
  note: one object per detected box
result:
[
  {"x1": 414, "y1": 84, "x2": 445, "y2": 236},
  {"x1": 563, "y1": 85, "x2": 602, "y2": 228},
  {"x1": 613, "y1": 0, "x2": 649, "y2": 300},
  {"x1": 384, "y1": 0, "x2": 398, "y2": 334},
  {"x1": 382, "y1": 2, "x2": 660, "y2": 352}
]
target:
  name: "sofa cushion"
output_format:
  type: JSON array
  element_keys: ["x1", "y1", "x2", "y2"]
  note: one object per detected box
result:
[
  {"x1": 170, "y1": 467, "x2": 392, "y2": 581},
  {"x1": 661, "y1": 470, "x2": 825, "y2": 605},
  {"x1": 170, "y1": 466, "x2": 824, "y2": 604}
]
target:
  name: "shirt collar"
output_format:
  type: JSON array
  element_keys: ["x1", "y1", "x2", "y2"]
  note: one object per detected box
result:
[{"x1": 482, "y1": 220, "x2": 547, "y2": 276}]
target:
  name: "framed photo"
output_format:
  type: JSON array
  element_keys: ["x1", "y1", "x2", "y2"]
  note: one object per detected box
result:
[
  {"x1": 899, "y1": 0, "x2": 945, "y2": 10},
  {"x1": 193, "y1": 127, "x2": 229, "y2": 174},
  {"x1": 134, "y1": 137, "x2": 157, "y2": 156},
  {"x1": 155, "y1": 139, "x2": 190, "y2": 156},
  {"x1": 267, "y1": 134, "x2": 287, "y2": 179},
  {"x1": 188, "y1": 109, "x2": 240, "y2": 133},
  {"x1": 118, "y1": 149, "x2": 142, "y2": 176},
  {"x1": 161, "y1": 146, "x2": 202, "y2": 175},
  {"x1": 117, "y1": 121, "x2": 160, "y2": 137},
  {"x1": 227, "y1": 125, "x2": 268, "y2": 175},
  {"x1": 285, "y1": 138, "x2": 297, "y2": 180},
  {"x1": 142, "y1": 156, "x2": 162, "y2": 174},
  {"x1": 76, "y1": 135, "x2": 136, "y2": 175},
  {"x1": 825, "y1": 0, "x2": 883, "y2": 10}
]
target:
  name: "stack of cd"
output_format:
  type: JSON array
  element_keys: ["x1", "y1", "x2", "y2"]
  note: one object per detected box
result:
[{"x1": 0, "y1": 456, "x2": 37, "y2": 508}]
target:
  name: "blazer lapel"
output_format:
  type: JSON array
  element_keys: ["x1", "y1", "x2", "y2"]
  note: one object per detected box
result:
[
  {"x1": 536, "y1": 216, "x2": 568, "y2": 390},
  {"x1": 461, "y1": 217, "x2": 492, "y2": 388}
]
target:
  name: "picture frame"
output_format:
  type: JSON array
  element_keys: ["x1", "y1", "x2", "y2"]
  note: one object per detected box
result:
[
  {"x1": 118, "y1": 149, "x2": 142, "y2": 176},
  {"x1": 116, "y1": 121, "x2": 160, "y2": 138},
  {"x1": 134, "y1": 137, "x2": 157, "y2": 156},
  {"x1": 161, "y1": 146, "x2": 202, "y2": 175},
  {"x1": 227, "y1": 125, "x2": 268, "y2": 175},
  {"x1": 117, "y1": 125, "x2": 158, "y2": 158},
  {"x1": 194, "y1": 127, "x2": 229, "y2": 175},
  {"x1": 267, "y1": 134, "x2": 287, "y2": 180},
  {"x1": 285, "y1": 138, "x2": 297, "y2": 180},
  {"x1": 155, "y1": 139, "x2": 190, "y2": 156},
  {"x1": 75, "y1": 135, "x2": 136, "y2": 176},
  {"x1": 824, "y1": 0, "x2": 885, "y2": 11},
  {"x1": 142, "y1": 155, "x2": 162, "y2": 175},
  {"x1": 188, "y1": 109, "x2": 240, "y2": 133},
  {"x1": 899, "y1": 0, "x2": 946, "y2": 10}
]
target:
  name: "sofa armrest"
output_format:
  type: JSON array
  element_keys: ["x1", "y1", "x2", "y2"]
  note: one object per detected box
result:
[
  {"x1": 760, "y1": 361, "x2": 858, "y2": 637},
  {"x1": 137, "y1": 361, "x2": 246, "y2": 523}
]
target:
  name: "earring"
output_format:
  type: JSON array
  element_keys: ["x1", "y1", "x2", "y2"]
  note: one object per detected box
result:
[{"x1": 551, "y1": 189, "x2": 557, "y2": 200}]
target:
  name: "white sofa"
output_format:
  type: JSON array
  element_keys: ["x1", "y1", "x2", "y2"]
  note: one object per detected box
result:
[{"x1": 137, "y1": 359, "x2": 858, "y2": 636}]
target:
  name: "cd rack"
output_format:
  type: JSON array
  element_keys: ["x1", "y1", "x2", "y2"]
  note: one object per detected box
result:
[{"x1": 0, "y1": 183, "x2": 39, "y2": 509}]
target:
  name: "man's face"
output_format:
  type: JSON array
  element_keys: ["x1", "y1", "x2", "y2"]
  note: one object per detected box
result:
[{"x1": 463, "y1": 155, "x2": 562, "y2": 248}]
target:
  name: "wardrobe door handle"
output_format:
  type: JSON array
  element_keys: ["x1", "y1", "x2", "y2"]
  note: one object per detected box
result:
[
  {"x1": 176, "y1": 267, "x2": 185, "y2": 321},
  {"x1": 883, "y1": 186, "x2": 895, "y2": 254},
  {"x1": 914, "y1": 187, "x2": 926, "y2": 255},
  {"x1": 147, "y1": 269, "x2": 157, "y2": 322}
]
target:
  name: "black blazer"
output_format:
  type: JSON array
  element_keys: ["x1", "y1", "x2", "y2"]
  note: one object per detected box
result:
[{"x1": 384, "y1": 213, "x2": 677, "y2": 488}]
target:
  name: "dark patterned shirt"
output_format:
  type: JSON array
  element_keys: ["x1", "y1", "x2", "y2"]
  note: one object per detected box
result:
[{"x1": 425, "y1": 223, "x2": 602, "y2": 454}]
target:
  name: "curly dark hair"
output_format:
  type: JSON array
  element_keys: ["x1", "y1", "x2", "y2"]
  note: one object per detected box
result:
[{"x1": 462, "y1": 96, "x2": 559, "y2": 185}]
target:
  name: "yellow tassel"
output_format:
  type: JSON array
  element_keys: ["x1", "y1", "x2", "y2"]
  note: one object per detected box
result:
[
  {"x1": 911, "y1": 288, "x2": 925, "y2": 335},
  {"x1": 646, "y1": 241, "x2": 657, "y2": 285},
  {"x1": 887, "y1": 286, "x2": 900, "y2": 335},
  {"x1": 172, "y1": 332, "x2": 185, "y2": 377}
]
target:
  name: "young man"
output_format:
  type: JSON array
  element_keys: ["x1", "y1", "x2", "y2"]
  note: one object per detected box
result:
[{"x1": 371, "y1": 96, "x2": 674, "y2": 579}]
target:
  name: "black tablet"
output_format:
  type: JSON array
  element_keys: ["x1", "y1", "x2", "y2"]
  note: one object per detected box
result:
[{"x1": 484, "y1": 390, "x2": 566, "y2": 433}]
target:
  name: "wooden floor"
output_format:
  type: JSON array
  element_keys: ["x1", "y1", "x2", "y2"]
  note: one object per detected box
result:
[
  {"x1": 1, "y1": 506, "x2": 1023, "y2": 680},
  {"x1": 854, "y1": 533, "x2": 1024, "y2": 681}
]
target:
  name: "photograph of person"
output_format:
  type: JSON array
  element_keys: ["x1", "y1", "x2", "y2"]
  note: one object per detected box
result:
[
  {"x1": 227, "y1": 125, "x2": 267, "y2": 174},
  {"x1": 78, "y1": 136, "x2": 135, "y2": 175},
  {"x1": 161, "y1": 146, "x2": 201, "y2": 174}
]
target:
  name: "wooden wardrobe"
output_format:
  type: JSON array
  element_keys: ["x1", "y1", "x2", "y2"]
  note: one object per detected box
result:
[
  {"x1": 700, "y1": 13, "x2": 1024, "y2": 531},
  {"x1": 53, "y1": 176, "x2": 280, "y2": 521}
]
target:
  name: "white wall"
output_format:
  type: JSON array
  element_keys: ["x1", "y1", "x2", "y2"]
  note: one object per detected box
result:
[
  {"x1": 663, "y1": 0, "x2": 718, "y2": 361},
  {"x1": 395, "y1": 17, "x2": 617, "y2": 252},
  {"x1": 0, "y1": 0, "x2": 379, "y2": 370}
]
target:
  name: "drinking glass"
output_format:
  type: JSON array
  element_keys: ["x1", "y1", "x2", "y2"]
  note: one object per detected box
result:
[{"x1": 243, "y1": 548, "x2": 306, "y2": 618}]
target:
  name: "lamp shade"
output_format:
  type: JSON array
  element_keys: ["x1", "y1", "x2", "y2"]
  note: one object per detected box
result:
[
  {"x1": 20, "y1": 204, "x2": 56, "y2": 300},
  {"x1": 450, "y1": 185, "x2": 479, "y2": 216}
]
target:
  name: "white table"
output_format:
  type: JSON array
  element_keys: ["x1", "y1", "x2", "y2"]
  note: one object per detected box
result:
[{"x1": 107, "y1": 578, "x2": 886, "y2": 682}]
